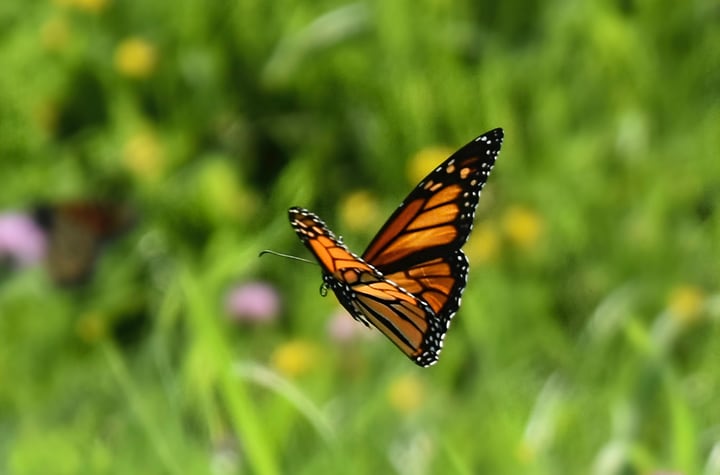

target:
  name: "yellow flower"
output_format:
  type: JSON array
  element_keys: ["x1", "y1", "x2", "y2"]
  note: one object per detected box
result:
[
  {"x1": 76, "y1": 313, "x2": 107, "y2": 343},
  {"x1": 339, "y1": 190, "x2": 380, "y2": 232},
  {"x1": 407, "y1": 146, "x2": 454, "y2": 186},
  {"x1": 40, "y1": 16, "x2": 70, "y2": 52},
  {"x1": 502, "y1": 206, "x2": 543, "y2": 250},
  {"x1": 667, "y1": 285, "x2": 705, "y2": 324},
  {"x1": 114, "y1": 38, "x2": 157, "y2": 79},
  {"x1": 387, "y1": 373, "x2": 425, "y2": 415},
  {"x1": 465, "y1": 222, "x2": 501, "y2": 263},
  {"x1": 271, "y1": 340, "x2": 320, "y2": 377},
  {"x1": 123, "y1": 129, "x2": 165, "y2": 181}
]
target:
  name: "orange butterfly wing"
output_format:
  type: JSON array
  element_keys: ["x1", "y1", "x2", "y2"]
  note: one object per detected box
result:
[
  {"x1": 363, "y1": 128, "x2": 503, "y2": 320},
  {"x1": 288, "y1": 128, "x2": 503, "y2": 366},
  {"x1": 289, "y1": 207, "x2": 442, "y2": 365}
]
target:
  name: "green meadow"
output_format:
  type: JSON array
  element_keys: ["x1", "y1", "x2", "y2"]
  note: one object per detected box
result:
[{"x1": 0, "y1": 0, "x2": 718, "y2": 473}]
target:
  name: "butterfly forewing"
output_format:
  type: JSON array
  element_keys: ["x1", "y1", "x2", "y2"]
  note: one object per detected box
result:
[
  {"x1": 362, "y1": 128, "x2": 502, "y2": 321},
  {"x1": 363, "y1": 128, "x2": 503, "y2": 271},
  {"x1": 288, "y1": 208, "x2": 374, "y2": 274},
  {"x1": 287, "y1": 128, "x2": 503, "y2": 366}
]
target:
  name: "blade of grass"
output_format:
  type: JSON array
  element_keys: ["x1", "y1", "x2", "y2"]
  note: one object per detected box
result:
[
  {"x1": 102, "y1": 342, "x2": 184, "y2": 475},
  {"x1": 234, "y1": 361, "x2": 334, "y2": 444},
  {"x1": 181, "y1": 267, "x2": 279, "y2": 475}
]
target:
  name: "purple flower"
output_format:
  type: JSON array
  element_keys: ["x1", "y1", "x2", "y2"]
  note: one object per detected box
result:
[
  {"x1": 225, "y1": 282, "x2": 280, "y2": 324},
  {"x1": 0, "y1": 212, "x2": 47, "y2": 266}
]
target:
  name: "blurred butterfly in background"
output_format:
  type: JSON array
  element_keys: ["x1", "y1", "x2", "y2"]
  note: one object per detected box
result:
[
  {"x1": 287, "y1": 128, "x2": 503, "y2": 366},
  {"x1": 33, "y1": 201, "x2": 135, "y2": 285}
]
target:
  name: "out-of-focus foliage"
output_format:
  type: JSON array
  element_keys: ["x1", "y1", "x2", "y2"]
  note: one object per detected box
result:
[{"x1": 0, "y1": 0, "x2": 718, "y2": 473}]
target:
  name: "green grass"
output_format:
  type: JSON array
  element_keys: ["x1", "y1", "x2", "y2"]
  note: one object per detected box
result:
[{"x1": 1, "y1": 0, "x2": 719, "y2": 473}]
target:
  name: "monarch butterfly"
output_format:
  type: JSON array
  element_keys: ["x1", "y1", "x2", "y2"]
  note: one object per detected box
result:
[
  {"x1": 289, "y1": 128, "x2": 503, "y2": 366},
  {"x1": 34, "y1": 201, "x2": 135, "y2": 285}
]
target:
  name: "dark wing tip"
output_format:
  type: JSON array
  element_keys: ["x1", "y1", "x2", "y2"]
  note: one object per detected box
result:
[
  {"x1": 288, "y1": 207, "x2": 326, "y2": 224},
  {"x1": 474, "y1": 127, "x2": 504, "y2": 145},
  {"x1": 288, "y1": 206, "x2": 317, "y2": 224}
]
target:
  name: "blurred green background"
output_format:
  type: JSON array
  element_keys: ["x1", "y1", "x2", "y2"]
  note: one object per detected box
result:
[{"x1": 1, "y1": 0, "x2": 719, "y2": 474}]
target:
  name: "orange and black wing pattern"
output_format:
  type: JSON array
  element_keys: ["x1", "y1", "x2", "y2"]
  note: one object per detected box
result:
[
  {"x1": 363, "y1": 128, "x2": 503, "y2": 321},
  {"x1": 288, "y1": 128, "x2": 503, "y2": 366},
  {"x1": 289, "y1": 207, "x2": 442, "y2": 366}
]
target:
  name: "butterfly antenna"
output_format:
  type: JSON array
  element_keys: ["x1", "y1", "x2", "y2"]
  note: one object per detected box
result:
[{"x1": 258, "y1": 250, "x2": 317, "y2": 266}]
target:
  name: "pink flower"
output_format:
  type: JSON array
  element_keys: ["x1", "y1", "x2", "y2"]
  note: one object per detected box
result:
[
  {"x1": 225, "y1": 282, "x2": 280, "y2": 324},
  {"x1": 326, "y1": 308, "x2": 376, "y2": 343},
  {"x1": 0, "y1": 212, "x2": 47, "y2": 266}
]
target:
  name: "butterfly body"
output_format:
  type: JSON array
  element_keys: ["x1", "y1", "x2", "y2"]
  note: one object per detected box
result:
[{"x1": 289, "y1": 128, "x2": 504, "y2": 366}]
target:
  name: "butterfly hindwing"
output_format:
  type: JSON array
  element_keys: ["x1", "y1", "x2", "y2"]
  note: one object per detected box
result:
[
  {"x1": 381, "y1": 250, "x2": 468, "y2": 321},
  {"x1": 331, "y1": 270, "x2": 443, "y2": 366}
]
